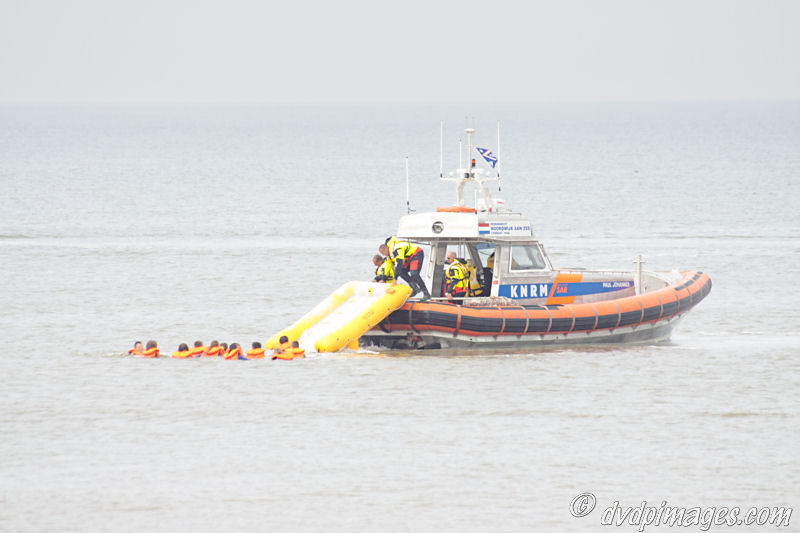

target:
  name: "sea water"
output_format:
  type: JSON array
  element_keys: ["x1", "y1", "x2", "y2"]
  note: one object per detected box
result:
[{"x1": 1, "y1": 103, "x2": 798, "y2": 532}]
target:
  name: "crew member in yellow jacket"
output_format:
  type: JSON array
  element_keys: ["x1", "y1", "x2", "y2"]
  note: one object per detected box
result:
[
  {"x1": 372, "y1": 254, "x2": 395, "y2": 283},
  {"x1": 444, "y1": 251, "x2": 469, "y2": 303},
  {"x1": 379, "y1": 236, "x2": 431, "y2": 300}
]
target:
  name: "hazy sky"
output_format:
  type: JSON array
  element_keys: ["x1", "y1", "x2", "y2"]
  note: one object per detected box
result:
[{"x1": 0, "y1": 0, "x2": 798, "y2": 103}]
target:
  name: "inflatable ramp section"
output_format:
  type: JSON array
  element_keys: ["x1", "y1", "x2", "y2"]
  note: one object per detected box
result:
[{"x1": 266, "y1": 282, "x2": 411, "y2": 353}]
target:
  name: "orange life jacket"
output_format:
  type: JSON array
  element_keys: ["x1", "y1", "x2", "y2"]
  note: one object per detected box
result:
[
  {"x1": 273, "y1": 347, "x2": 305, "y2": 360},
  {"x1": 141, "y1": 347, "x2": 159, "y2": 358},
  {"x1": 223, "y1": 347, "x2": 242, "y2": 360},
  {"x1": 275, "y1": 341, "x2": 292, "y2": 354},
  {"x1": 189, "y1": 346, "x2": 206, "y2": 357},
  {"x1": 127, "y1": 347, "x2": 143, "y2": 355},
  {"x1": 245, "y1": 348, "x2": 266, "y2": 359},
  {"x1": 203, "y1": 346, "x2": 222, "y2": 357},
  {"x1": 172, "y1": 350, "x2": 193, "y2": 358}
]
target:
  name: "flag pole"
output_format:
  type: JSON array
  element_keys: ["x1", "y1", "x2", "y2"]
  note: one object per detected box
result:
[{"x1": 497, "y1": 121, "x2": 502, "y2": 191}]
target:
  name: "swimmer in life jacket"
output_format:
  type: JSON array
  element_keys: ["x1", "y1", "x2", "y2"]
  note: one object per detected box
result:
[
  {"x1": 274, "y1": 335, "x2": 292, "y2": 355},
  {"x1": 127, "y1": 341, "x2": 144, "y2": 356},
  {"x1": 273, "y1": 341, "x2": 305, "y2": 360},
  {"x1": 204, "y1": 340, "x2": 223, "y2": 357},
  {"x1": 218, "y1": 342, "x2": 229, "y2": 358},
  {"x1": 141, "y1": 340, "x2": 160, "y2": 358},
  {"x1": 246, "y1": 341, "x2": 266, "y2": 359},
  {"x1": 223, "y1": 343, "x2": 245, "y2": 360},
  {"x1": 189, "y1": 340, "x2": 206, "y2": 358},
  {"x1": 172, "y1": 343, "x2": 193, "y2": 358}
]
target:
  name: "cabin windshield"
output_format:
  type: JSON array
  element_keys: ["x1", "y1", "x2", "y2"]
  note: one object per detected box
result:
[
  {"x1": 475, "y1": 242, "x2": 496, "y2": 269},
  {"x1": 509, "y1": 245, "x2": 547, "y2": 271}
]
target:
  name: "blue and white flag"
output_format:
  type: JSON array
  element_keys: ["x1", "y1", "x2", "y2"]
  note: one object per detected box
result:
[{"x1": 476, "y1": 147, "x2": 498, "y2": 168}]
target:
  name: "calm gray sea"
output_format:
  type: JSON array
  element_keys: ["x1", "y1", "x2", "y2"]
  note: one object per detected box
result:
[{"x1": 1, "y1": 103, "x2": 798, "y2": 532}]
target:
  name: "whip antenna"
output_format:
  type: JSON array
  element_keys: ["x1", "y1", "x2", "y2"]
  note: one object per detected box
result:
[
  {"x1": 405, "y1": 156, "x2": 412, "y2": 214},
  {"x1": 497, "y1": 121, "x2": 502, "y2": 191},
  {"x1": 439, "y1": 121, "x2": 444, "y2": 178}
]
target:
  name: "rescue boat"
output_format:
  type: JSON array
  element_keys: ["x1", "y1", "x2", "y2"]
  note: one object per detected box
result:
[{"x1": 359, "y1": 126, "x2": 712, "y2": 350}]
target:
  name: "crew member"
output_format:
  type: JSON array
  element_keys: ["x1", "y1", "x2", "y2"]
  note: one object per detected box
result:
[
  {"x1": 127, "y1": 341, "x2": 144, "y2": 355},
  {"x1": 246, "y1": 341, "x2": 266, "y2": 359},
  {"x1": 444, "y1": 251, "x2": 469, "y2": 303},
  {"x1": 379, "y1": 236, "x2": 431, "y2": 300},
  {"x1": 142, "y1": 340, "x2": 159, "y2": 358},
  {"x1": 372, "y1": 254, "x2": 394, "y2": 283},
  {"x1": 482, "y1": 251, "x2": 495, "y2": 294}
]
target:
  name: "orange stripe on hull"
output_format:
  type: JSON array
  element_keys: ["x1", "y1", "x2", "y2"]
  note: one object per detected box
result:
[{"x1": 546, "y1": 273, "x2": 583, "y2": 305}]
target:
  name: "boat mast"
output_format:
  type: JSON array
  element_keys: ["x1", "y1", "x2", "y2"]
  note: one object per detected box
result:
[{"x1": 440, "y1": 127, "x2": 499, "y2": 211}]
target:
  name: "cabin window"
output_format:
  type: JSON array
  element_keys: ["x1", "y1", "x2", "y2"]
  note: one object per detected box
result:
[
  {"x1": 475, "y1": 243, "x2": 496, "y2": 269},
  {"x1": 509, "y1": 245, "x2": 546, "y2": 270}
]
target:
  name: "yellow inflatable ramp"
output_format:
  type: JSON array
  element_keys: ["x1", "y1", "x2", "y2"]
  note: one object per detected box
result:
[{"x1": 266, "y1": 282, "x2": 411, "y2": 353}]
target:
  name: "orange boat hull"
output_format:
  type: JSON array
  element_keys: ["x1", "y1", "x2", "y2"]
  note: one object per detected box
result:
[{"x1": 364, "y1": 271, "x2": 711, "y2": 349}]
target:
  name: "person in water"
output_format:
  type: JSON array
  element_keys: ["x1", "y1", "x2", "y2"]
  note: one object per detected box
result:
[
  {"x1": 219, "y1": 342, "x2": 229, "y2": 358},
  {"x1": 204, "y1": 340, "x2": 222, "y2": 357},
  {"x1": 380, "y1": 236, "x2": 431, "y2": 300},
  {"x1": 246, "y1": 341, "x2": 266, "y2": 359},
  {"x1": 142, "y1": 340, "x2": 159, "y2": 358},
  {"x1": 273, "y1": 340, "x2": 305, "y2": 360},
  {"x1": 189, "y1": 340, "x2": 206, "y2": 357},
  {"x1": 223, "y1": 343, "x2": 244, "y2": 360},
  {"x1": 372, "y1": 254, "x2": 394, "y2": 283},
  {"x1": 128, "y1": 341, "x2": 144, "y2": 355},
  {"x1": 172, "y1": 343, "x2": 192, "y2": 358},
  {"x1": 288, "y1": 340, "x2": 305, "y2": 358},
  {"x1": 274, "y1": 335, "x2": 291, "y2": 354}
]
